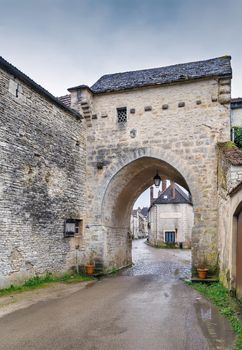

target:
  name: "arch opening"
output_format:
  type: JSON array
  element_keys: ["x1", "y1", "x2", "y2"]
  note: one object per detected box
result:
[{"x1": 101, "y1": 156, "x2": 194, "y2": 270}]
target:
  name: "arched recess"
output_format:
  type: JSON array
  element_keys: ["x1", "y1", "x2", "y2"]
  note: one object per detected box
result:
[
  {"x1": 233, "y1": 200, "x2": 242, "y2": 299},
  {"x1": 101, "y1": 155, "x2": 196, "y2": 269},
  {"x1": 98, "y1": 147, "x2": 200, "y2": 214}
]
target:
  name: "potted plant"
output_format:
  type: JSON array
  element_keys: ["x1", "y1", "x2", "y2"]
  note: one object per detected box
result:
[
  {"x1": 85, "y1": 251, "x2": 95, "y2": 275},
  {"x1": 197, "y1": 254, "x2": 208, "y2": 279}
]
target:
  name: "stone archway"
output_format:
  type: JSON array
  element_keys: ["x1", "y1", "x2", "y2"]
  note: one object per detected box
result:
[
  {"x1": 101, "y1": 156, "x2": 193, "y2": 269},
  {"x1": 85, "y1": 145, "x2": 215, "y2": 274},
  {"x1": 85, "y1": 145, "x2": 220, "y2": 275}
]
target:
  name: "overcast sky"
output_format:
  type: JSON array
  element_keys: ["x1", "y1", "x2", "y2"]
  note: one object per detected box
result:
[
  {"x1": 1, "y1": 0, "x2": 241, "y2": 208},
  {"x1": 0, "y1": 0, "x2": 242, "y2": 98}
]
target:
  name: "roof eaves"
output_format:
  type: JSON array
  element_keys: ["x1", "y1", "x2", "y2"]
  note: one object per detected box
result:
[
  {"x1": 90, "y1": 56, "x2": 232, "y2": 95},
  {"x1": 174, "y1": 185, "x2": 192, "y2": 204},
  {"x1": 91, "y1": 75, "x2": 231, "y2": 95},
  {"x1": 231, "y1": 98, "x2": 242, "y2": 109},
  {"x1": 0, "y1": 56, "x2": 82, "y2": 120},
  {"x1": 229, "y1": 181, "x2": 242, "y2": 196},
  {"x1": 68, "y1": 84, "x2": 93, "y2": 94}
]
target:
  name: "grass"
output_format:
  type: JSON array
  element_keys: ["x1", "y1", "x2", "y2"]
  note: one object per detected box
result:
[
  {"x1": 186, "y1": 281, "x2": 242, "y2": 349},
  {"x1": 0, "y1": 273, "x2": 94, "y2": 297},
  {"x1": 146, "y1": 240, "x2": 178, "y2": 249}
]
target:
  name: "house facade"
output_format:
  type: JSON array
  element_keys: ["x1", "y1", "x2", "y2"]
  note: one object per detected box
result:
[
  {"x1": 148, "y1": 183, "x2": 193, "y2": 248},
  {"x1": 130, "y1": 208, "x2": 148, "y2": 239}
]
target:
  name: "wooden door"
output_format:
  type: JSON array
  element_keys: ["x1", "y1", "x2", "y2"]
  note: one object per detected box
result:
[{"x1": 236, "y1": 209, "x2": 242, "y2": 298}]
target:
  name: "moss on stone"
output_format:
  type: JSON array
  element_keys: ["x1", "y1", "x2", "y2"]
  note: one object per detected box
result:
[{"x1": 218, "y1": 141, "x2": 237, "y2": 152}]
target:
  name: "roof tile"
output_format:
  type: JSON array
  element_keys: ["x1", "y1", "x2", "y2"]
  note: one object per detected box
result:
[
  {"x1": 91, "y1": 56, "x2": 232, "y2": 94},
  {"x1": 152, "y1": 184, "x2": 192, "y2": 206}
]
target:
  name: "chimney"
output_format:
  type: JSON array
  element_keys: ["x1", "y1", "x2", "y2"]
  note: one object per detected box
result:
[
  {"x1": 150, "y1": 186, "x2": 154, "y2": 205},
  {"x1": 171, "y1": 181, "x2": 176, "y2": 199},
  {"x1": 162, "y1": 178, "x2": 167, "y2": 192}
]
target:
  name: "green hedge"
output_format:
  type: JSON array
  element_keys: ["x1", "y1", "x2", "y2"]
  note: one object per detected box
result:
[{"x1": 234, "y1": 127, "x2": 242, "y2": 149}]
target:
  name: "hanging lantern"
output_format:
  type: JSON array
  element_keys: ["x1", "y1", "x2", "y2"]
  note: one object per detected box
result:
[{"x1": 153, "y1": 172, "x2": 161, "y2": 188}]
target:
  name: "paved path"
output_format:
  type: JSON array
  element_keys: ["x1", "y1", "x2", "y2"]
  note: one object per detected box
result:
[{"x1": 0, "y1": 240, "x2": 235, "y2": 350}]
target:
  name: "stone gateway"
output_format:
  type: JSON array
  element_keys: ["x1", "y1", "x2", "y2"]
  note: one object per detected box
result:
[{"x1": 0, "y1": 55, "x2": 242, "y2": 297}]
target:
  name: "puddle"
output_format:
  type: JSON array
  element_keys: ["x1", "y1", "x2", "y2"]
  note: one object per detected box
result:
[{"x1": 194, "y1": 299, "x2": 235, "y2": 349}]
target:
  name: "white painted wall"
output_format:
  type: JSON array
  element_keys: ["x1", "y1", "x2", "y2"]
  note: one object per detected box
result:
[
  {"x1": 148, "y1": 203, "x2": 194, "y2": 248},
  {"x1": 231, "y1": 108, "x2": 242, "y2": 127}
]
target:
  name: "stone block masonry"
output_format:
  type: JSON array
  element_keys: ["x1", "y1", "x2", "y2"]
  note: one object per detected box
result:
[
  {"x1": 0, "y1": 55, "x2": 236, "y2": 285},
  {"x1": 0, "y1": 64, "x2": 86, "y2": 288},
  {"x1": 69, "y1": 70, "x2": 232, "y2": 274}
]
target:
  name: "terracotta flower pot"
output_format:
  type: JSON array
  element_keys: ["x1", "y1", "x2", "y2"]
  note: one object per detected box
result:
[
  {"x1": 85, "y1": 264, "x2": 95, "y2": 275},
  {"x1": 197, "y1": 268, "x2": 208, "y2": 279}
]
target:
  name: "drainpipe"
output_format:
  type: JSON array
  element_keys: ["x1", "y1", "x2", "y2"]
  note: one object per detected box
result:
[
  {"x1": 155, "y1": 205, "x2": 158, "y2": 245},
  {"x1": 231, "y1": 127, "x2": 235, "y2": 142},
  {"x1": 150, "y1": 186, "x2": 154, "y2": 205}
]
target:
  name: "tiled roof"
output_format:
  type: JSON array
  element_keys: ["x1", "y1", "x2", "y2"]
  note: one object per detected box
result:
[
  {"x1": 59, "y1": 94, "x2": 71, "y2": 107},
  {"x1": 152, "y1": 184, "x2": 192, "y2": 206},
  {"x1": 0, "y1": 56, "x2": 81, "y2": 119},
  {"x1": 231, "y1": 97, "x2": 242, "y2": 103},
  {"x1": 229, "y1": 181, "x2": 242, "y2": 196},
  {"x1": 132, "y1": 207, "x2": 148, "y2": 218},
  {"x1": 90, "y1": 56, "x2": 232, "y2": 94},
  {"x1": 224, "y1": 148, "x2": 242, "y2": 166},
  {"x1": 231, "y1": 97, "x2": 242, "y2": 109},
  {"x1": 140, "y1": 207, "x2": 149, "y2": 218}
]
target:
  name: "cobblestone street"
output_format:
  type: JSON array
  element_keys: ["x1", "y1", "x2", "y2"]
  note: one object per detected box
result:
[{"x1": 123, "y1": 239, "x2": 191, "y2": 280}]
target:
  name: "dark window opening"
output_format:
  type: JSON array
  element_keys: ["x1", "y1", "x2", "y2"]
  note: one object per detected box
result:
[
  {"x1": 64, "y1": 219, "x2": 83, "y2": 237},
  {"x1": 165, "y1": 231, "x2": 176, "y2": 243},
  {"x1": 117, "y1": 107, "x2": 127, "y2": 123},
  {"x1": 16, "y1": 83, "x2": 20, "y2": 98}
]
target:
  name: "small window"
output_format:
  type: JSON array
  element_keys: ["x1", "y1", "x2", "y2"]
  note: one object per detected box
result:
[
  {"x1": 64, "y1": 219, "x2": 83, "y2": 237},
  {"x1": 117, "y1": 107, "x2": 127, "y2": 123},
  {"x1": 165, "y1": 231, "x2": 176, "y2": 243}
]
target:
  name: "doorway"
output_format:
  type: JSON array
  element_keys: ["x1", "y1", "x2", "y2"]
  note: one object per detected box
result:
[{"x1": 236, "y1": 203, "x2": 242, "y2": 298}]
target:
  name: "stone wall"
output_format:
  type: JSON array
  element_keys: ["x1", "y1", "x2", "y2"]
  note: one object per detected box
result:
[
  {"x1": 228, "y1": 165, "x2": 242, "y2": 191},
  {"x1": 148, "y1": 203, "x2": 194, "y2": 248},
  {"x1": 218, "y1": 145, "x2": 242, "y2": 290},
  {"x1": 218, "y1": 187, "x2": 242, "y2": 290},
  {"x1": 70, "y1": 77, "x2": 231, "y2": 273},
  {"x1": 0, "y1": 67, "x2": 86, "y2": 288},
  {"x1": 130, "y1": 211, "x2": 148, "y2": 239}
]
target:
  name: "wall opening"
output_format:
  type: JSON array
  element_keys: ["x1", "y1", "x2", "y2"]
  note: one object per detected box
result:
[
  {"x1": 129, "y1": 180, "x2": 193, "y2": 278},
  {"x1": 233, "y1": 201, "x2": 242, "y2": 299},
  {"x1": 101, "y1": 156, "x2": 194, "y2": 272}
]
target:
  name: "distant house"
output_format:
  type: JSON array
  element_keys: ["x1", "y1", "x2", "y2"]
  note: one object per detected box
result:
[
  {"x1": 130, "y1": 208, "x2": 148, "y2": 239},
  {"x1": 140, "y1": 207, "x2": 149, "y2": 218},
  {"x1": 148, "y1": 183, "x2": 193, "y2": 248}
]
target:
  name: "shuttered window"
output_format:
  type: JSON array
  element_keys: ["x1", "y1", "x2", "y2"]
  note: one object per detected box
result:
[{"x1": 165, "y1": 231, "x2": 176, "y2": 243}]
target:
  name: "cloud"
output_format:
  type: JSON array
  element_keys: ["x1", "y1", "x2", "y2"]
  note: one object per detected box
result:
[{"x1": 0, "y1": 0, "x2": 241, "y2": 96}]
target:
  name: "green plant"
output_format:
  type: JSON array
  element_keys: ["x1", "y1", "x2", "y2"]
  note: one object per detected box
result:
[
  {"x1": 234, "y1": 127, "x2": 242, "y2": 150},
  {"x1": 0, "y1": 273, "x2": 94, "y2": 297},
  {"x1": 198, "y1": 252, "x2": 208, "y2": 269},
  {"x1": 165, "y1": 242, "x2": 177, "y2": 249},
  {"x1": 87, "y1": 251, "x2": 96, "y2": 265}
]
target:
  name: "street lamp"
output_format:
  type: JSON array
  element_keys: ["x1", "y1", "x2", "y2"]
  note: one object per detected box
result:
[{"x1": 153, "y1": 171, "x2": 161, "y2": 188}]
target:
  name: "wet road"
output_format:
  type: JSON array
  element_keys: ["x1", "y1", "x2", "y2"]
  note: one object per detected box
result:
[{"x1": 0, "y1": 240, "x2": 235, "y2": 350}]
